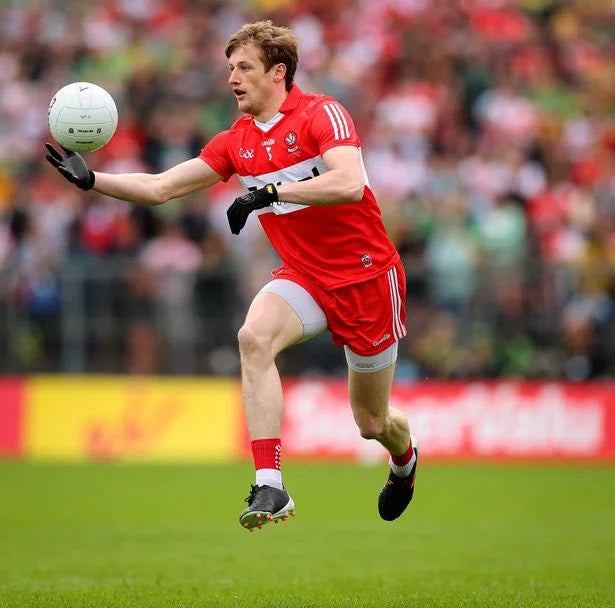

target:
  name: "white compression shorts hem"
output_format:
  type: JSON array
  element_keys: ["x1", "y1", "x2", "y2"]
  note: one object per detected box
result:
[
  {"x1": 344, "y1": 341, "x2": 398, "y2": 374},
  {"x1": 258, "y1": 279, "x2": 327, "y2": 342}
]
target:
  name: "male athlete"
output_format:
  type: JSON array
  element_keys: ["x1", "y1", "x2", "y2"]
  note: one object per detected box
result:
[{"x1": 45, "y1": 20, "x2": 418, "y2": 531}]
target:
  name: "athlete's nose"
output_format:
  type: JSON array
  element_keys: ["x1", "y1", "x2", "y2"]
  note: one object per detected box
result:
[{"x1": 228, "y1": 68, "x2": 239, "y2": 86}]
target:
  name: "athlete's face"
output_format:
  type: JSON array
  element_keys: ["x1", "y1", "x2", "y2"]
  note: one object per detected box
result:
[{"x1": 228, "y1": 44, "x2": 283, "y2": 120}]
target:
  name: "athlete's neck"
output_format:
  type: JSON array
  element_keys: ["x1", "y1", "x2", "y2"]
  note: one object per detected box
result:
[{"x1": 253, "y1": 88, "x2": 289, "y2": 123}]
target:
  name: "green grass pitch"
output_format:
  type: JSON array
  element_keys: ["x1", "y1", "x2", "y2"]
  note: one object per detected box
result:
[{"x1": 0, "y1": 461, "x2": 613, "y2": 607}]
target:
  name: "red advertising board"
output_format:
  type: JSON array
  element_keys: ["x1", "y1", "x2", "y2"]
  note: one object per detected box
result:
[
  {"x1": 0, "y1": 377, "x2": 24, "y2": 457},
  {"x1": 3, "y1": 376, "x2": 615, "y2": 462},
  {"x1": 262, "y1": 380, "x2": 615, "y2": 461}
]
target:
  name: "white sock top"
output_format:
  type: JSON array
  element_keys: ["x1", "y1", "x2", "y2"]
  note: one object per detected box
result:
[{"x1": 256, "y1": 468, "x2": 283, "y2": 490}]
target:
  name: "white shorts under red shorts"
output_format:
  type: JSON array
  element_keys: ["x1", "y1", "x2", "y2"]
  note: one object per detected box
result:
[{"x1": 271, "y1": 259, "x2": 407, "y2": 356}]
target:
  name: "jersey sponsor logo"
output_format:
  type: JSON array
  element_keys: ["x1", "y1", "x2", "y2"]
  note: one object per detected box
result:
[
  {"x1": 238, "y1": 155, "x2": 328, "y2": 215},
  {"x1": 261, "y1": 139, "x2": 275, "y2": 161},
  {"x1": 323, "y1": 103, "x2": 350, "y2": 140},
  {"x1": 239, "y1": 148, "x2": 254, "y2": 159}
]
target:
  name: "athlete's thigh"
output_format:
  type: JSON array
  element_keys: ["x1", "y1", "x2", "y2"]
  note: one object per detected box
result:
[
  {"x1": 259, "y1": 278, "x2": 327, "y2": 343},
  {"x1": 348, "y1": 357, "x2": 396, "y2": 419},
  {"x1": 243, "y1": 290, "x2": 304, "y2": 355},
  {"x1": 245, "y1": 276, "x2": 327, "y2": 354}
]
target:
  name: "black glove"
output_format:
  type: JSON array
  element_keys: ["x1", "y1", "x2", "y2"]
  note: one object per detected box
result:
[
  {"x1": 226, "y1": 183, "x2": 278, "y2": 235},
  {"x1": 45, "y1": 143, "x2": 95, "y2": 191}
]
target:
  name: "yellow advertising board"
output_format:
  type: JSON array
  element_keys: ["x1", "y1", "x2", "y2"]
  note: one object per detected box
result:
[{"x1": 24, "y1": 376, "x2": 240, "y2": 462}]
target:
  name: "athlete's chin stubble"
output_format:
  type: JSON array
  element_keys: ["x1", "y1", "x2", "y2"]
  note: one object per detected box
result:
[{"x1": 238, "y1": 100, "x2": 253, "y2": 114}]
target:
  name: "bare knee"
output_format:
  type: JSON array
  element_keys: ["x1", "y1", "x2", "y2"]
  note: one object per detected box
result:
[
  {"x1": 237, "y1": 324, "x2": 271, "y2": 357},
  {"x1": 237, "y1": 324, "x2": 273, "y2": 362},
  {"x1": 356, "y1": 414, "x2": 388, "y2": 441}
]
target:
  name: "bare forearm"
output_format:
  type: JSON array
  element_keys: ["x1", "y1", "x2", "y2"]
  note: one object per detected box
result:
[
  {"x1": 276, "y1": 169, "x2": 364, "y2": 206},
  {"x1": 92, "y1": 158, "x2": 222, "y2": 205},
  {"x1": 92, "y1": 172, "x2": 165, "y2": 205}
]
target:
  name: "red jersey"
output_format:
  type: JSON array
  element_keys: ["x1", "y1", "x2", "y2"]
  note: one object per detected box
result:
[{"x1": 199, "y1": 85, "x2": 399, "y2": 289}]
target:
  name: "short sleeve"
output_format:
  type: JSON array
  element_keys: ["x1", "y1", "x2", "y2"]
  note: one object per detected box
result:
[
  {"x1": 198, "y1": 131, "x2": 235, "y2": 181},
  {"x1": 309, "y1": 100, "x2": 360, "y2": 155}
]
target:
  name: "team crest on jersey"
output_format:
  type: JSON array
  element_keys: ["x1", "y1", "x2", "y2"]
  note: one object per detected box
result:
[
  {"x1": 361, "y1": 253, "x2": 373, "y2": 267},
  {"x1": 285, "y1": 131, "x2": 297, "y2": 146},
  {"x1": 284, "y1": 131, "x2": 300, "y2": 154}
]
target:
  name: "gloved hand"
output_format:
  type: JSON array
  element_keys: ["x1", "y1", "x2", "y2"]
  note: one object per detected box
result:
[
  {"x1": 44, "y1": 143, "x2": 95, "y2": 191},
  {"x1": 226, "y1": 183, "x2": 278, "y2": 235}
]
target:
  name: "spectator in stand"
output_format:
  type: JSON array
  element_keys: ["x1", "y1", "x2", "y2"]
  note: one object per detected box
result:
[{"x1": 0, "y1": 0, "x2": 614, "y2": 377}]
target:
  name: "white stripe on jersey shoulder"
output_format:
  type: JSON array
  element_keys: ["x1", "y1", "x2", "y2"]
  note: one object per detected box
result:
[
  {"x1": 254, "y1": 112, "x2": 285, "y2": 133},
  {"x1": 323, "y1": 104, "x2": 339, "y2": 140},
  {"x1": 323, "y1": 102, "x2": 350, "y2": 140},
  {"x1": 329, "y1": 103, "x2": 350, "y2": 138},
  {"x1": 238, "y1": 155, "x2": 329, "y2": 216}
]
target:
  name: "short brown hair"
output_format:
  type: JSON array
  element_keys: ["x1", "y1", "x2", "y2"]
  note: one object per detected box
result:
[{"x1": 225, "y1": 20, "x2": 298, "y2": 92}]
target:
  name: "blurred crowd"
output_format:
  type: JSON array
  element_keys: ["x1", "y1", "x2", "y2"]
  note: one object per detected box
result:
[{"x1": 1, "y1": 0, "x2": 615, "y2": 379}]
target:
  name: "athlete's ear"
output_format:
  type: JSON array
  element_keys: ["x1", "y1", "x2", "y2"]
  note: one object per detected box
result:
[{"x1": 272, "y1": 63, "x2": 286, "y2": 84}]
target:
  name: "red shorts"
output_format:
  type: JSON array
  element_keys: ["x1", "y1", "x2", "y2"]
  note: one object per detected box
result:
[{"x1": 271, "y1": 259, "x2": 407, "y2": 356}]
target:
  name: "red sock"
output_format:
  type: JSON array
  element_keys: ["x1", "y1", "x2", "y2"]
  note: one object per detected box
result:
[
  {"x1": 251, "y1": 438, "x2": 281, "y2": 471},
  {"x1": 391, "y1": 437, "x2": 414, "y2": 466}
]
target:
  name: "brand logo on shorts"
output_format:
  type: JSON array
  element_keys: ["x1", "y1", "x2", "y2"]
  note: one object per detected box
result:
[
  {"x1": 361, "y1": 253, "x2": 373, "y2": 268},
  {"x1": 373, "y1": 333, "x2": 390, "y2": 347}
]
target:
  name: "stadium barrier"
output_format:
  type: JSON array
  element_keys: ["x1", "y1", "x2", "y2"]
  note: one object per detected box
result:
[{"x1": 1, "y1": 376, "x2": 614, "y2": 461}]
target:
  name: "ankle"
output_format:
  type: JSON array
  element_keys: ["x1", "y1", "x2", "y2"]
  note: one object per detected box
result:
[
  {"x1": 389, "y1": 436, "x2": 415, "y2": 477},
  {"x1": 256, "y1": 469, "x2": 283, "y2": 489},
  {"x1": 252, "y1": 438, "x2": 283, "y2": 489}
]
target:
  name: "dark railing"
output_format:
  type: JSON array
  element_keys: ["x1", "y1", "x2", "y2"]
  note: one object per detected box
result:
[{"x1": 1, "y1": 257, "x2": 614, "y2": 379}]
